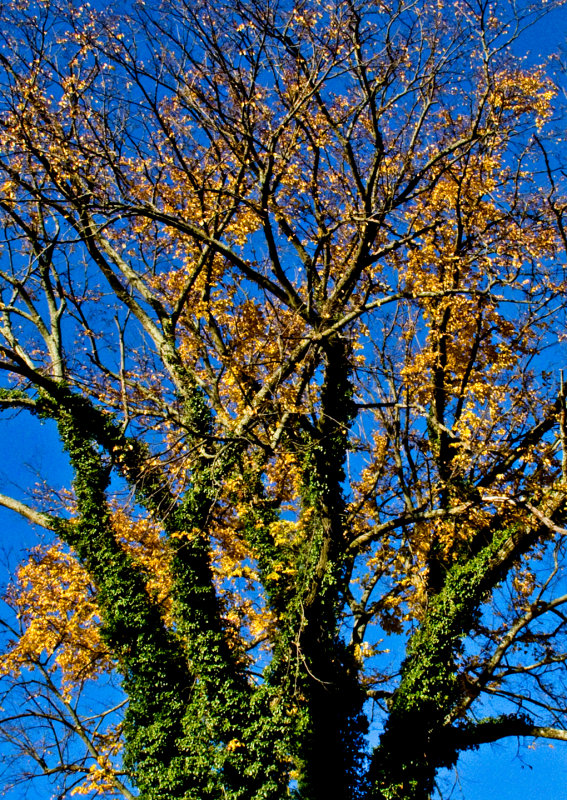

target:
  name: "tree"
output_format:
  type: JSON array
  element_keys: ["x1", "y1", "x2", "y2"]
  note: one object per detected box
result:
[{"x1": 1, "y1": 0, "x2": 567, "y2": 797}]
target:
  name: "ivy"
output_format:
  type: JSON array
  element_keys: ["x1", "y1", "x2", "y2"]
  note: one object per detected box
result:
[
  {"x1": 367, "y1": 525, "x2": 519, "y2": 800},
  {"x1": 37, "y1": 388, "x2": 289, "y2": 800}
]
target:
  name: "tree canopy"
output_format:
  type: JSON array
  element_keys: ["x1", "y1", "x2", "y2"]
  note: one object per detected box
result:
[{"x1": 1, "y1": 0, "x2": 567, "y2": 798}]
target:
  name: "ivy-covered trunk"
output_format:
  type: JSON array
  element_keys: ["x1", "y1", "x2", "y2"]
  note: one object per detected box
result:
[
  {"x1": 48, "y1": 392, "x2": 289, "y2": 800},
  {"x1": 290, "y1": 338, "x2": 368, "y2": 800},
  {"x1": 366, "y1": 522, "x2": 539, "y2": 800}
]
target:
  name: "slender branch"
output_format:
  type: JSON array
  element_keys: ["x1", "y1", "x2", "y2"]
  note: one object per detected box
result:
[{"x1": 0, "y1": 493, "x2": 60, "y2": 529}]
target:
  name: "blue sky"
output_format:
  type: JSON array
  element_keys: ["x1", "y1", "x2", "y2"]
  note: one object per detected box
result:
[{"x1": 451, "y1": 739, "x2": 567, "y2": 800}]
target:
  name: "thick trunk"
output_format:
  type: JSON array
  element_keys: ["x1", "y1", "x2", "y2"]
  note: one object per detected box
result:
[
  {"x1": 298, "y1": 615, "x2": 368, "y2": 800},
  {"x1": 293, "y1": 337, "x2": 368, "y2": 800}
]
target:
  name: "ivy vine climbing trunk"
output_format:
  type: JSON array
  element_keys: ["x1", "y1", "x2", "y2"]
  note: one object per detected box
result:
[
  {"x1": 42, "y1": 388, "x2": 289, "y2": 800},
  {"x1": 366, "y1": 518, "x2": 555, "y2": 800},
  {"x1": 54, "y1": 410, "x2": 195, "y2": 799},
  {"x1": 290, "y1": 337, "x2": 368, "y2": 800}
]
